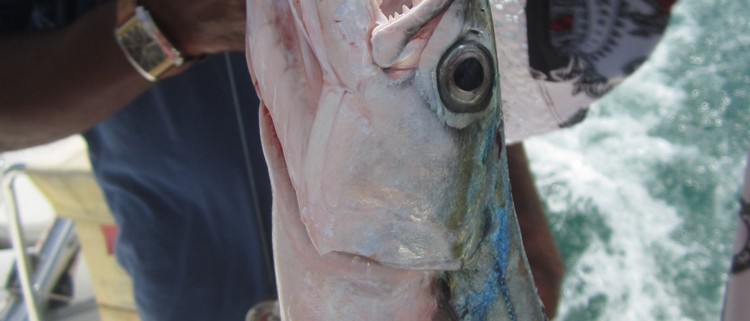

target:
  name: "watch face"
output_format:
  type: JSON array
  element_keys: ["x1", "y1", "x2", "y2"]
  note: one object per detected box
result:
[{"x1": 119, "y1": 21, "x2": 168, "y2": 73}]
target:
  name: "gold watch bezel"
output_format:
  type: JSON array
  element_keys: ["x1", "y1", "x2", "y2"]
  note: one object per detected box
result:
[{"x1": 114, "y1": 5, "x2": 184, "y2": 82}]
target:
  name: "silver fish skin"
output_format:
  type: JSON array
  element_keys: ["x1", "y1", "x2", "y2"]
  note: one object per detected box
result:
[{"x1": 245, "y1": 0, "x2": 547, "y2": 320}]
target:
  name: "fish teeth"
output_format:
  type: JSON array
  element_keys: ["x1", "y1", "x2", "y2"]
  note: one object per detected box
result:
[
  {"x1": 379, "y1": 1, "x2": 415, "y2": 24},
  {"x1": 372, "y1": 0, "x2": 388, "y2": 24}
]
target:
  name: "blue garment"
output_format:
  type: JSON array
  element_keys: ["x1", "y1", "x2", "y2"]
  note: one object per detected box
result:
[
  {"x1": 85, "y1": 54, "x2": 277, "y2": 321},
  {"x1": 2, "y1": 1, "x2": 277, "y2": 320}
]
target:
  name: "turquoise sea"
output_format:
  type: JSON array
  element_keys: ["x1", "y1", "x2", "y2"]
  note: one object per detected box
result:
[{"x1": 524, "y1": 0, "x2": 750, "y2": 319}]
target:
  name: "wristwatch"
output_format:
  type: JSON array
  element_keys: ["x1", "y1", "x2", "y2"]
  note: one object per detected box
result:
[{"x1": 114, "y1": 0, "x2": 184, "y2": 82}]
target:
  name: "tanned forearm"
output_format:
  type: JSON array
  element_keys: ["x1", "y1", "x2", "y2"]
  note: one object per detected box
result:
[
  {"x1": 0, "y1": 0, "x2": 247, "y2": 152},
  {"x1": 0, "y1": 2, "x2": 151, "y2": 151},
  {"x1": 508, "y1": 142, "x2": 565, "y2": 319}
]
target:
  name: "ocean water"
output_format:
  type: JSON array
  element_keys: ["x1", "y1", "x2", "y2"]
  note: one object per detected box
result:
[{"x1": 524, "y1": 0, "x2": 750, "y2": 320}]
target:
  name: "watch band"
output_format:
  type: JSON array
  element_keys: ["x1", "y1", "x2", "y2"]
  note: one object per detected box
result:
[{"x1": 114, "y1": 0, "x2": 185, "y2": 82}]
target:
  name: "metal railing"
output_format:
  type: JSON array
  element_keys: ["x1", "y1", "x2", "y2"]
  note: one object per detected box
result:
[{"x1": 2, "y1": 165, "x2": 81, "y2": 321}]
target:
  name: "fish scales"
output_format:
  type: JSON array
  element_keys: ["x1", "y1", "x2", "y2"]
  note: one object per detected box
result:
[{"x1": 245, "y1": 0, "x2": 547, "y2": 319}]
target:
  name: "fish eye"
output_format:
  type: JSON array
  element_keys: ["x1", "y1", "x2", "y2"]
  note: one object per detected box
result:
[{"x1": 438, "y1": 41, "x2": 494, "y2": 114}]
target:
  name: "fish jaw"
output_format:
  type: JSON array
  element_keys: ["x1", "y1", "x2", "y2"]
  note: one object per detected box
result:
[{"x1": 370, "y1": 0, "x2": 453, "y2": 68}]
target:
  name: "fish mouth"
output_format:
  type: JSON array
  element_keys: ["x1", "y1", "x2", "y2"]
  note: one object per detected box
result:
[
  {"x1": 376, "y1": 0, "x2": 427, "y2": 19},
  {"x1": 370, "y1": 0, "x2": 453, "y2": 70}
]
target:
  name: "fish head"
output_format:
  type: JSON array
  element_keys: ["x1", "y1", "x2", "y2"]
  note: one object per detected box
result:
[{"x1": 247, "y1": 0, "x2": 507, "y2": 270}]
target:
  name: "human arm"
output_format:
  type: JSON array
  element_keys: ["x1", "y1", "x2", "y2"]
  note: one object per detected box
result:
[
  {"x1": 508, "y1": 142, "x2": 565, "y2": 319},
  {"x1": 0, "y1": 1, "x2": 148, "y2": 151},
  {"x1": 0, "y1": 0, "x2": 246, "y2": 152}
]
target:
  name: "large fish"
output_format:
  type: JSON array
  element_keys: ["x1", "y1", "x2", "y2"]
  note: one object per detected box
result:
[{"x1": 245, "y1": 0, "x2": 546, "y2": 319}]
